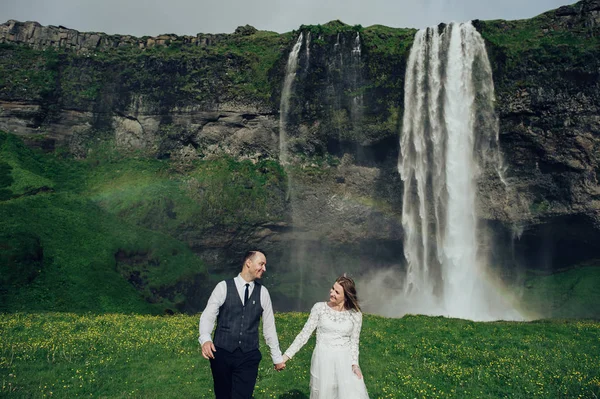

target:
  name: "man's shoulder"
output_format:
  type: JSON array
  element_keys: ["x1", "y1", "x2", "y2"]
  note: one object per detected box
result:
[
  {"x1": 256, "y1": 282, "x2": 272, "y2": 304},
  {"x1": 213, "y1": 280, "x2": 229, "y2": 291},
  {"x1": 256, "y1": 281, "x2": 268, "y2": 293}
]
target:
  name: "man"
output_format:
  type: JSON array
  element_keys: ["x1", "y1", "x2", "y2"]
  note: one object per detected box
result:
[{"x1": 199, "y1": 250, "x2": 286, "y2": 399}]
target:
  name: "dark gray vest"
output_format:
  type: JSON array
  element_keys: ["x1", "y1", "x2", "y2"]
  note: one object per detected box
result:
[{"x1": 213, "y1": 279, "x2": 263, "y2": 353}]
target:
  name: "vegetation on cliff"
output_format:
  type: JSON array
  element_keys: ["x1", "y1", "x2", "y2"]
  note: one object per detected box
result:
[
  {"x1": 0, "y1": 29, "x2": 295, "y2": 121},
  {"x1": 477, "y1": 5, "x2": 600, "y2": 86},
  {"x1": 0, "y1": 131, "x2": 286, "y2": 313}
]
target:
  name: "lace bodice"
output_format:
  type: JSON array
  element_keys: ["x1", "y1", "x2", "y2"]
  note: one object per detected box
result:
[{"x1": 284, "y1": 302, "x2": 363, "y2": 366}]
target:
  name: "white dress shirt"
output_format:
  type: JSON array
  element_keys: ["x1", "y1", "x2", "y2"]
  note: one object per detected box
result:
[{"x1": 199, "y1": 274, "x2": 284, "y2": 364}]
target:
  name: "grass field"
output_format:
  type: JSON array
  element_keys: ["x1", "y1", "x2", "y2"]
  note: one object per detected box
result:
[{"x1": 1, "y1": 312, "x2": 598, "y2": 398}]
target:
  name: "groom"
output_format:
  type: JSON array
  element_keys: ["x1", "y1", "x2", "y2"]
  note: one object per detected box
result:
[{"x1": 199, "y1": 250, "x2": 286, "y2": 398}]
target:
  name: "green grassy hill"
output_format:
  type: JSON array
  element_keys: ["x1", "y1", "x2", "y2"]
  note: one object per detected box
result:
[
  {"x1": 0, "y1": 132, "x2": 204, "y2": 313},
  {"x1": 0, "y1": 130, "x2": 288, "y2": 314},
  {"x1": 0, "y1": 312, "x2": 598, "y2": 398},
  {"x1": 518, "y1": 264, "x2": 600, "y2": 319}
]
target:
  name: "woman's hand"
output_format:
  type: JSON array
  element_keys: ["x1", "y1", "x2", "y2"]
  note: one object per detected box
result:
[
  {"x1": 352, "y1": 364, "x2": 363, "y2": 379},
  {"x1": 275, "y1": 354, "x2": 290, "y2": 371}
]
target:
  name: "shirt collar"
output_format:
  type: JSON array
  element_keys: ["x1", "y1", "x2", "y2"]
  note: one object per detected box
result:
[{"x1": 235, "y1": 274, "x2": 255, "y2": 288}]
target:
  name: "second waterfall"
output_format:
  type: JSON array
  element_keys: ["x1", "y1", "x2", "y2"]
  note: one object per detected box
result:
[{"x1": 399, "y1": 22, "x2": 519, "y2": 321}]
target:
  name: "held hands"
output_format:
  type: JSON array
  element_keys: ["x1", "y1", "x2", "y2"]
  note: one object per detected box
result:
[
  {"x1": 352, "y1": 364, "x2": 363, "y2": 379},
  {"x1": 201, "y1": 341, "x2": 216, "y2": 360},
  {"x1": 274, "y1": 361, "x2": 286, "y2": 371},
  {"x1": 274, "y1": 355, "x2": 290, "y2": 371}
]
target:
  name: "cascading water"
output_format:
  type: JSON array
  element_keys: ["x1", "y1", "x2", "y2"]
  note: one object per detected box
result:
[
  {"x1": 279, "y1": 33, "x2": 304, "y2": 165},
  {"x1": 350, "y1": 32, "x2": 363, "y2": 122},
  {"x1": 305, "y1": 32, "x2": 311, "y2": 72},
  {"x1": 331, "y1": 33, "x2": 343, "y2": 111},
  {"x1": 398, "y1": 22, "x2": 521, "y2": 321},
  {"x1": 277, "y1": 31, "x2": 370, "y2": 310},
  {"x1": 279, "y1": 33, "x2": 308, "y2": 309}
]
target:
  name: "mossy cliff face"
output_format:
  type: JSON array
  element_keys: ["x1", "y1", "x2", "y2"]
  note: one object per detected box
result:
[
  {"x1": 0, "y1": 0, "x2": 599, "y2": 311},
  {"x1": 474, "y1": 0, "x2": 600, "y2": 273}
]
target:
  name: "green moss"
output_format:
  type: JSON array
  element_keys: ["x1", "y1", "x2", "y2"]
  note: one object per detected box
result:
[
  {"x1": 0, "y1": 160, "x2": 14, "y2": 200},
  {"x1": 361, "y1": 25, "x2": 416, "y2": 56},
  {"x1": 0, "y1": 133, "x2": 56, "y2": 195},
  {"x1": 0, "y1": 231, "x2": 42, "y2": 287},
  {"x1": 81, "y1": 140, "x2": 287, "y2": 232},
  {"x1": 478, "y1": 11, "x2": 600, "y2": 81},
  {"x1": 70, "y1": 29, "x2": 293, "y2": 105},
  {"x1": 0, "y1": 131, "x2": 210, "y2": 313},
  {"x1": 520, "y1": 264, "x2": 600, "y2": 319},
  {"x1": 0, "y1": 132, "x2": 287, "y2": 312},
  {"x1": 0, "y1": 28, "x2": 291, "y2": 111},
  {"x1": 0, "y1": 193, "x2": 161, "y2": 313},
  {"x1": 185, "y1": 157, "x2": 287, "y2": 225},
  {"x1": 530, "y1": 199, "x2": 550, "y2": 214},
  {"x1": 299, "y1": 20, "x2": 362, "y2": 38},
  {"x1": 480, "y1": 12, "x2": 599, "y2": 53},
  {"x1": 59, "y1": 59, "x2": 105, "y2": 108},
  {"x1": 208, "y1": 31, "x2": 294, "y2": 100},
  {"x1": 360, "y1": 25, "x2": 415, "y2": 123},
  {"x1": 0, "y1": 43, "x2": 60, "y2": 101}
]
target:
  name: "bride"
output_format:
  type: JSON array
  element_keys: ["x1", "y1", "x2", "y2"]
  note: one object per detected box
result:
[{"x1": 281, "y1": 275, "x2": 370, "y2": 398}]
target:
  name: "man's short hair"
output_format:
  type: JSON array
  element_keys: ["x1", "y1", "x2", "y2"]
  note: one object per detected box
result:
[{"x1": 243, "y1": 250, "x2": 265, "y2": 265}]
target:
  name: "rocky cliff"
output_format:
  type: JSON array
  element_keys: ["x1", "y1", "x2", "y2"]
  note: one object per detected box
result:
[
  {"x1": 475, "y1": 0, "x2": 600, "y2": 275},
  {"x1": 0, "y1": 0, "x2": 599, "y2": 312}
]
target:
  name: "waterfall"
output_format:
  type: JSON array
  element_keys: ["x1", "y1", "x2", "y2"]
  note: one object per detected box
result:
[
  {"x1": 350, "y1": 32, "x2": 363, "y2": 122},
  {"x1": 399, "y1": 22, "x2": 520, "y2": 321},
  {"x1": 334, "y1": 33, "x2": 342, "y2": 66},
  {"x1": 278, "y1": 33, "x2": 307, "y2": 309},
  {"x1": 279, "y1": 33, "x2": 304, "y2": 164},
  {"x1": 305, "y1": 32, "x2": 311, "y2": 72}
]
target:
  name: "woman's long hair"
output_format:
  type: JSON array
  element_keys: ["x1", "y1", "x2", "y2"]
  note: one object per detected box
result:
[{"x1": 336, "y1": 275, "x2": 361, "y2": 312}]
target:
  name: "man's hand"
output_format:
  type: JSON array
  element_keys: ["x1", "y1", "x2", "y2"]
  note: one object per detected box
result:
[
  {"x1": 274, "y1": 362, "x2": 286, "y2": 371},
  {"x1": 201, "y1": 341, "x2": 216, "y2": 360}
]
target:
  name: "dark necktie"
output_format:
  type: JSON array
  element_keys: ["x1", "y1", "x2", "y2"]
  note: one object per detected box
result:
[{"x1": 244, "y1": 283, "x2": 250, "y2": 306}]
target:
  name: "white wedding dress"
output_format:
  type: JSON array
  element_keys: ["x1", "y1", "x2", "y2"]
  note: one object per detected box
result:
[{"x1": 284, "y1": 302, "x2": 370, "y2": 399}]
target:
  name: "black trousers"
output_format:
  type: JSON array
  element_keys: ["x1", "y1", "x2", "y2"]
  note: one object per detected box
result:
[{"x1": 209, "y1": 346, "x2": 262, "y2": 399}]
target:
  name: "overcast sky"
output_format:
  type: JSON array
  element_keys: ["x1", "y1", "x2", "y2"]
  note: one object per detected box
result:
[{"x1": 1, "y1": 0, "x2": 575, "y2": 37}]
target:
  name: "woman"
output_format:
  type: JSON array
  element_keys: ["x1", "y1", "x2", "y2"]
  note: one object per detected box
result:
[{"x1": 281, "y1": 275, "x2": 369, "y2": 398}]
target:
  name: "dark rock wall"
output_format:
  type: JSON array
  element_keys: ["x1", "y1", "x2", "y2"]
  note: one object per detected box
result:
[{"x1": 476, "y1": 0, "x2": 600, "y2": 274}]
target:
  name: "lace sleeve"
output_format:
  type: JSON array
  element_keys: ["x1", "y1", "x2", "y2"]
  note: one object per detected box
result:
[
  {"x1": 350, "y1": 311, "x2": 363, "y2": 366},
  {"x1": 283, "y1": 302, "x2": 321, "y2": 359}
]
